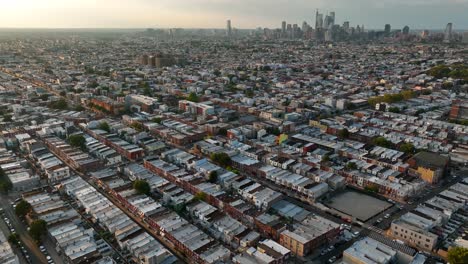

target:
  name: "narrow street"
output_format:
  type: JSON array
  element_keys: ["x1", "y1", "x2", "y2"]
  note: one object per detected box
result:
[{"x1": 0, "y1": 194, "x2": 48, "y2": 264}]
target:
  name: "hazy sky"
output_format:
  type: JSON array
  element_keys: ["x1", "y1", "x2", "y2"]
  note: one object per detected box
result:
[{"x1": 1, "y1": 0, "x2": 467, "y2": 30}]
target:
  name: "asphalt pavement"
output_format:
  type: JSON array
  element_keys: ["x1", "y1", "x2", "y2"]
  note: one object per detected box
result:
[{"x1": 0, "y1": 194, "x2": 48, "y2": 264}]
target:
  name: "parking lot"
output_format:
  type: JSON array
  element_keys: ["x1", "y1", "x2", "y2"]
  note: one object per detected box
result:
[{"x1": 326, "y1": 190, "x2": 393, "y2": 222}]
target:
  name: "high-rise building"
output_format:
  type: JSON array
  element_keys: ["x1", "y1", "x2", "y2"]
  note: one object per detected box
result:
[
  {"x1": 384, "y1": 24, "x2": 391, "y2": 36},
  {"x1": 287, "y1": 24, "x2": 292, "y2": 38},
  {"x1": 292, "y1": 24, "x2": 298, "y2": 38},
  {"x1": 226, "y1": 20, "x2": 232, "y2": 37},
  {"x1": 402, "y1": 26, "x2": 410, "y2": 35},
  {"x1": 444, "y1": 23, "x2": 453, "y2": 43},
  {"x1": 315, "y1": 10, "x2": 323, "y2": 30},
  {"x1": 281, "y1": 21, "x2": 287, "y2": 36},
  {"x1": 302, "y1": 21, "x2": 308, "y2": 31},
  {"x1": 324, "y1": 14, "x2": 333, "y2": 30},
  {"x1": 463, "y1": 32, "x2": 468, "y2": 43},
  {"x1": 343, "y1": 21, "x2": 350, "y2": 31},
  {"x1": 329, "y1": 12, "x2": 335, "y2": 26}
]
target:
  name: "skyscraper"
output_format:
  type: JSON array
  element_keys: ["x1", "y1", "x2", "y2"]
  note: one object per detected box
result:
[
  {"x1": 287, "y1": 24, "x2": 292, "y2": 38},
  {"x1": 315, "y1": 10, "x2": 323, "y2": 30},
  {"x1": 384, "y1": 24, "x2": 391, "y2": 36},
  {"x1": 292, "y1": 24, "x2": 298, "y2": 39},
  {"x1": 343, "y1": 21, "x2": 350, "y2": 32},
  {"x1": 302, "y1": 21, "x2": 308, "y2": 31},
  {"x1": 444, "y1": 23, "x2": 453, "y2": 43},
  {"x1": 329, "y1": 12, "x2": 335, "y2": 26},
  {"x1": 226, "y1": 20, "x2": 232, "y2": 37},
  {"x1": 463, "y1": 32, "x2": 468, "y2": 44},
  {"x1": 281, "y1": 21, "x2": 287, "y2": 36},
  {"x1": 402, "y1": 26, "x2": 410, "y2": 35}
]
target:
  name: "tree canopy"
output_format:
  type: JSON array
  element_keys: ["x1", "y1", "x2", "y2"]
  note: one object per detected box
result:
[
  {"x1": 399, "y1": 143, "x2": 416, "y2": 154},
  {"x1": 186, "y1": 92, "x2": 200, "y2": 102},
  {"x1": 98, "y1": 121, "x2": 111, "y2": 132},
  {"x1": 447, "y1": 247, "x2": 468, "y2": 264},
  {"x1": 427, "y1": 64, "x2": 468, "y2": 80},
  {"x1": 69, "y1": 134, "x2": 86, "y2": 149},
  {"x1": 0, "y1": 167, "x2": 12, "y2": 194},
  {"x1": 29, "y1": 219, "x2": 47, "y2": 243},
  {"x1": 208, "y1": 171, "x2": 218, "y2": 183},
  {"x1": 15, "y1": 200, "x2": 32, "y2": 218},
  {"x1": 368, "y1": 90, "x2": 416, "y2": 106},
  {"x1": 48, "y1": 98, "x2": 68, "y2": 110},
  {"x1": 133, "y1": 180, "x2": 151, "y2": 195},
  {"x1": 338, "y1": 128, "x2": 350, "y2": 139},
  {"x1": 210, "y1": 152, "x2": 231, "y2": 167},
  {"x1": 373, "y1": 137, "x2": 393, "y2": 148}
]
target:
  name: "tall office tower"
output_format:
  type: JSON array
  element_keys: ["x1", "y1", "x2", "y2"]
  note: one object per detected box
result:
[
  {"x1": 324, "y1": 30, "x2": 333, "y2": 42},
  {"x1": 402, "y1": 26, "x2": 410, "y2": 35},
  {"x1": 287, "y1": 24, "x2": 292, "y2": 38},
  {"x1": 323, "y1": 14, "x2": 330, "y2": 29},
  {"x1": 329, "y1": 12, "x2": 335, "y2": 26},
  {"x1": 226, "y1": 20, "x2": 232, "y2": 37},
  {"x1": 302, "y1": 21, "x2": 308, "y2": 31},
  {"x1": 315, "y1": 10, "x2": 324, "y2": 30},
  {"x1": 384, "y1": 24, "x2": 391, "y2": 36},
  {"x1": 292, "y1": 24, "x2": 298, "y2": 38},
  {"x1": 463, "y1": 32, "x2": 468, "y2": 43},
  {"x1": 343, "y1": 21, "x2": 350, "y2": 31},
  {"x1": 444, "y1": 23, "x2": 453, "y2": 43},
  {"x1": 282, "y1": 21, "x2": 287, "y2": 36}
]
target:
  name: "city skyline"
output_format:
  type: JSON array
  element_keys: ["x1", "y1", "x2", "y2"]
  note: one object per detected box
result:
[{"x1": 1, "y1": 0, "x2": 468, "y2": 29}]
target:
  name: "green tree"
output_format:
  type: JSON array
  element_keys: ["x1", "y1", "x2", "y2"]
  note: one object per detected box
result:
[
  {"x1": 133, "y1": 180, "x2": 151, "y2": 195},
  {"x1": 39, "y1": 94, "x2": 49, "y2": 101},
  {"x1": 447, "y1": 247, "x2": 468, "y2": 264},
  {"x1": 8, "y1": 233, "x2": 19, "y2": 246},
  {"x1": 388, "y1": 107, "x2": 401, "y2": 113},
  {"x1": 208, "y1": 171, "x2": 218, "y2": 183},
  {"x1": 373, "y1": 137, "x2": 393, "y2": 148},
  {"x1": 74, "y1": 105, "x2": 85, "y2": 112},
  {"x1": 427, "y1": 65, "x2": 451, "y2": 79},
  {"x1": 193, "y1": 191, "x2": 207, "y2": 202},
  {"x1": 266, "y1": 127, "x2": 281, "y2": 136},
  {"x1": 2, "y1": 114, "x2": 12, "y2": 122},
  {"x1": 210, "y1": 153, "x2": 232, "y2": 167},
  {"x1": 365, "y1": 185, "x2": 379, "y2": 193},
  {"x1": 399, "y1": 143, "x2": 416, "y2": 154},
  {"x1": 143, "y1": 86, "x2": 152, "y2": 96},
  {"x1": 321, "y1": 154, "x2": 330, "y2": 163},
  {"x1": 0, "y1": 168, "x2": 12, "y2": 194},
  {"x1": 338, "y1": 128, "x2": 350, "y2": 139},
  {"x1": 98, "y1": 121, "x2": 111, "y2": 132},
  {"x1": 29, "y1": 219, "x2": 47, "y2": 243},
  {"x1": 48, "y1": 98, "x2": 68, "y2": 110},
  {"x1": 0, "y1": 181, "x2": 12, "y2": 193},
  {"x1": 217, "y1": 128, "x2": 228, "y2": 136},
  {"x1": 69, "y1": 134, "x2": 86, "y2": 149},
  {"x1": 152, "y1": 117, "x2": 162, "y2": 124},
  {"x1": 15, "y1": 200, "x2": 32, "y2": 218},
  {"x1": 346, "y1": 162, "x2": 357, "y2": 170},
  {"x1": 186, "y1": 92, "x2": 200, "y2": 102},
  {"x1": 130, "y1": 122, "x2": 144, "y2": 132}
]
